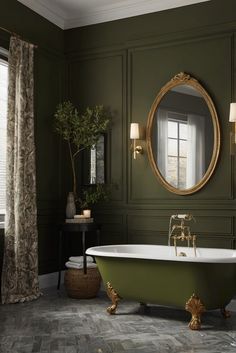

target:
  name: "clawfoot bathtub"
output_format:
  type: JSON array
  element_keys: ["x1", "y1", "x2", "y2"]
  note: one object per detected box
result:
[{"x1": 86, "y1": 244, "x2": 236, "y2": 330}]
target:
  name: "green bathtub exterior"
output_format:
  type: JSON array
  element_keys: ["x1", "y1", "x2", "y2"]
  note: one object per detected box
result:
[{"x1": 95, "y1": 256, "x2": 236, "y2": 310}]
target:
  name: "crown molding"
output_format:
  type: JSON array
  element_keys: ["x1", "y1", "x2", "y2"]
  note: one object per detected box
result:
[
  {"x1": 65, "y1": 0, "x2": 210, "y2": 29},
  {"x1": 17, "y1": 0, "x2": 210, "y2": 30},
  {"x1": 17, "y1": 0, "x2": 66, "y2": 29}
]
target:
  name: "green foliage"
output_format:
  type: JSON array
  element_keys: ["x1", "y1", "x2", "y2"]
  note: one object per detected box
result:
[
  {"x1": 54, "y1": 101, "x2": 110, "y2": 151},
  {"x1": 54, "y1": 101, "x2": 76, "y2": 142},
  {"x1": 79, "y1": 184, "x2": 110, "y2": 209},
  {"x1": 54, "y1": 101, "x2": 111, "y2": 197}
]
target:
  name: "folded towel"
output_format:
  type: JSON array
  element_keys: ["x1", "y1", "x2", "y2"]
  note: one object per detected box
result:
[
  {"x1": 68, "y1": 256, "x2": 94, "y2": 263},
  {"x1": 65, "y1": 261, "x2": 97, "y2": 270}
]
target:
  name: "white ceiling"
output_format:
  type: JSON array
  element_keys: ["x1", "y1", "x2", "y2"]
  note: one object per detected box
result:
[{"x1": 17, "y1": 0, "x2": 210, "y2": 30}]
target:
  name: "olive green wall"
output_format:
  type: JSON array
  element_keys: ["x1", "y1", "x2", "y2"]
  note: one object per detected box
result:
[
  {"x1": 0, "y1": 0, "x2": 66, "y2": 275},
  {"x1": 0, "y1": 0, "x2": 236, "y2": 279},
  {"x1": 65, "y1": 0, "x2": 236, "y2": 249}
]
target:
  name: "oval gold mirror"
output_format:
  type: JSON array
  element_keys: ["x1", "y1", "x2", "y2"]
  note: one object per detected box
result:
[{"x1": 146, "y1": 72, "x2": 220, "y2": 195}]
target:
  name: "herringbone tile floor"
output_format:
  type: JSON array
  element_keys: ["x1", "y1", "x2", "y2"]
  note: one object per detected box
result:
[{"x1": 1, "y1": 286, "x2": 236, "y2": 352}]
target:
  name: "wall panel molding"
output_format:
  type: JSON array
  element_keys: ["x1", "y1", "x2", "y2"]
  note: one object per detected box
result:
[
  {"x1": 128, "y1": 34, "x2": 233, "y2": 202},
  {"x1": 127, "y1": 213, "x2": 234, "y2": 248},
  {"x1": 66, "y1": 0, "x2": 236, "y2": 251},
  {"x1": 68, "y1": 51, "x2": 127, "y2": 203},
  {"x1": 65, "y1": 20, "x2": 236, "y2": 57}
]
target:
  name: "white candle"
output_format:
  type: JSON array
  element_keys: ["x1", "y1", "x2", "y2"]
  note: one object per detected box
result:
[{"x1": 83, "y1": 209, "x2": 91, "y2": 218}]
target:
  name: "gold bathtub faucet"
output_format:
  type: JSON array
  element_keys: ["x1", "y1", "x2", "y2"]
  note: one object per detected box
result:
[
  {"x1": 172, "y1": 233, "x2": 197, "y2": 257},
  {"x1": 168, "y1": 214, "x2": 197, "y2": 256}
]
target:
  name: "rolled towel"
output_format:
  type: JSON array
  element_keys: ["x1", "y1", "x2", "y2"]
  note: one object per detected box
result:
[
  {"x1": 65, "y1": 261, "x2": 97, "y2": 270},
  {"x1": 68, "y1": 255, "x2": 94, "y2": 263}
]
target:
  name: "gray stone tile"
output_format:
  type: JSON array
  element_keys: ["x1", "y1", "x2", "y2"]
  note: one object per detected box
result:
[{"x1": 0, "y1": 288, "x2": 236, "y2": 352}]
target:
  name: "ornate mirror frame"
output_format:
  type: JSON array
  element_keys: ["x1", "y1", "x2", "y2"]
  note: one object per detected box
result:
[{"x1": 146, "y1": 72, "x2": 220, "y2": 195}]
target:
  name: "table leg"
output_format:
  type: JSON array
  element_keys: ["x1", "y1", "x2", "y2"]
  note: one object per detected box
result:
[
  {"x1": 82, "y1": 230, "x2": 87, "y2": 274},
  {"x1": 57, "y1": 229, "x2": 63, "y2": 290}
]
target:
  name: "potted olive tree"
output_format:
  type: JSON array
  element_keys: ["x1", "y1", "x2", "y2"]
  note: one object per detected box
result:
[{"x1": 54, "y1": 101, "x2": 110, "y2": 217}]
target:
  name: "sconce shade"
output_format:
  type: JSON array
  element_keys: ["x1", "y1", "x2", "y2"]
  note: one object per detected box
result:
[
  {"x1": 130, "y1": 123, "x2": 140, "y2": 139},
  {"x1": 229, "y1": 103, "x2": 236, "y2": 122}
]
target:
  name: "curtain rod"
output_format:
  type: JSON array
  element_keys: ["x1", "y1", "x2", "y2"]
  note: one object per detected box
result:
[{"x1": 0, "y1": 26, "x2": 38, "y2": 48}]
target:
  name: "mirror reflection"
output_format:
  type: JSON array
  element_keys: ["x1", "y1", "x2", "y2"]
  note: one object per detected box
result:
[
  {"x1": 152, "y1": 85, "x2": 214, "y2": 189},
  {"x1": 89, "y1": 134, "x2": 105, "y2": 184},
  {"x1": 83, "y1": 134, "x2": 106, "y2": 185},
  {"x1": 147, "y1": 72, "x2": 220, "y2": 195}
]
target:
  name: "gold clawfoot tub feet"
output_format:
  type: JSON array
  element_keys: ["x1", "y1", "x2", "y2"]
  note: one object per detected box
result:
[
  {"x1": 221, "y1": 307, "x2": 231, "y2": 318},
  {"x1": 106, "y1": 282, "x2": 121, "y2": 314},
  {"x1": 185, "y1": 293, "x2": 205, "y2": 330}
]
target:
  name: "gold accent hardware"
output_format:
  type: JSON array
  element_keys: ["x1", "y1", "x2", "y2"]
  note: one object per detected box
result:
[
  {"x1": 134, "y1": 145, "x2": 143, "y2": 154},
  {"x1": 221, "y1": 308, "x2": 231, "y2": 318},
  {"x1": 168, "y1": 214, "x2": 197, "y2": 256},
  {"x1": 130, "y1": 123, "x2": 143, "y2": 160},
  {"x1": 146, "y1": 72, "x2": 220, "y2": 195},
  {"x1": 185, "y1": 293, "x2": 205, "y2": 330},
  {"x1": 130, "y1": 143, "x2": 143, "y2": 159},
  {"x1": 130, "y1": 142, "x2": 143, "y2": 159},
  {"x1": 106, "y1": 282, "x2": 121, "y2": 314},
  {"x1": 172, "y1": 234, "x2": 197, "y2": 257},
  {"x1": 171, "y1": 72, "x2": 194, "y2": 83}
]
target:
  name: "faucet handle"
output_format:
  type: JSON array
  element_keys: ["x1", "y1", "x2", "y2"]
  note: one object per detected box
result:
[{"x1": 174, "y1": 214, "x2": 195, "y2": 222}]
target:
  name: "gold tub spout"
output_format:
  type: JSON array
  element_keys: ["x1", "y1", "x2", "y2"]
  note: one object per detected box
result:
[
  {"x1": 169, "y1": 214, "x2": 197, "y2": 257},
  {"x1": 168, "y1": 214, "x2": 197, "y2": 255},
  {"x1": 172, "y1": 233, "x2": 197, "y2": 257}
]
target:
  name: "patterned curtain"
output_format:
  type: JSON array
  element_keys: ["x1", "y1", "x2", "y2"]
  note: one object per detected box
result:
[{"x1": 1, "y1": 36, "x2": 41, "y2": 304}]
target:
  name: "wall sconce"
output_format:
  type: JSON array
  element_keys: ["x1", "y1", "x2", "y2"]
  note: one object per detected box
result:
[
  {"x1": 229, "y1": 103, "x2": 236, "y2": 152},
  {"x1": 130, "y1": 123, "x2": 143, "y2": 159}
]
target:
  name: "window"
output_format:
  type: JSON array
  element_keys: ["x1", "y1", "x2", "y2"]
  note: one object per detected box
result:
[
  {"x1": 166, "y1": 112, "x2": 187, "y2": 189},
  {"x1": 89, "y1": 134, "x2": 105, "y2": 184},
  {"x1": 0, "y1": 54, "x2": 8, "y2": 216}
]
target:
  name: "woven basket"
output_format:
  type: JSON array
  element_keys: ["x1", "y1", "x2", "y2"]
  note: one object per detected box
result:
[{"x1": 64, "y1": 267, "x2": 101, "y2": 299}]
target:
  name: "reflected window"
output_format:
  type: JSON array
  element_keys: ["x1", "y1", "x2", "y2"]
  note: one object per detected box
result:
[
  {"x1": 89, "y1": 134, "x2": 105, "y2": 184},
  {"x1": 166, "y1": 113, "x2": 187, "y2": 189},
  {"x1": 90, "y1": 146, "x2": 96, "y2": 184},
  {"x1": 156, "y1": 108, "x2": 206, "y2": 190}
]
